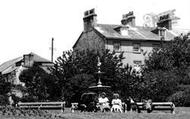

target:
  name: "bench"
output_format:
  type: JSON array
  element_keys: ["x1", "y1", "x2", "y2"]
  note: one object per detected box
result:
[
  {"x1": 136, "y1": 102, "x2": 175, "y2": 113},
  {"x1": 17, "y1": 101, "x2": 65, "y2": 112}
]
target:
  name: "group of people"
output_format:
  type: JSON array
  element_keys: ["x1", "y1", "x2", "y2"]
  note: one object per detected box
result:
[{"x1": 97, "y1": 92, "x2": 123, "y2": 113}]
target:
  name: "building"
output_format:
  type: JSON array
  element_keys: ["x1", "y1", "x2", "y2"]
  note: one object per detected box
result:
[
  {"x1": 73, "y1": 9, "x2": 183, "y2": 70},
  {"x1": 0, "y1": 52, "x2": 53, "y2": 97}
]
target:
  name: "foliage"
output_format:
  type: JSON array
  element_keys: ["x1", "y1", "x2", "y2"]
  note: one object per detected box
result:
[
  {"x1": 141, "y1": 70, "x2": 178, "y2": 101},
  {"x1": 53, "y1": 49, "x2": 136, "y2": 103},
  {"x1": 19, "y1": 65, "x2": 61, "y2": 101},
  {"x1": 0, "y1": 74, "x2": 11, "y2": 96},
  {"x1": 18, "y1": 34, "x2": 190, "y2": 104},
  {"x1": 167, "y1": 88, "x2": 190, "y2": 107},
  {"x1": 142, "y1": 34, "x2": 190, "y2": 104},
  {"x1": 0, "y1": 74, "x2": 11, "y2": 105},
  {"x1": 0, "y1": 106, "x2": 65, "y2": 119},
  {"x1": 63, "y1": 74, "x2": 96, "y2": 103},
  {"x1": 144, "y1": 35, "x2": 190, "y2": 84},
  {"x1": 0, "y1": 95, "x2": 8, "y2": 105}
]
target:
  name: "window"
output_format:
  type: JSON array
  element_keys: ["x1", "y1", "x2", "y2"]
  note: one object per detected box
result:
[
  {"x1": 113, "y1": 41, "x2": 121, "y2": 52},
  {"x1": 133, "y1": 43, "x2": 141, "y2": 53}
]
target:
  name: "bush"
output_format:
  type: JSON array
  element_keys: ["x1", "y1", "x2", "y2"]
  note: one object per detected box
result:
[
  {"x1": 0, "y1": 95, "x2": 8, "y2": 105},
  {"x1": 167, "y1": 89, "x2": 190, "y2": 107},
  {"x1": 167, "y1": 91, "x2": 186, "y2": 106},
  {"x1": 20, "y1": 95, "x2": 38, "y2": 102},
  {"x1": 141, "y1": 70, "x2": 178, "y2": 102}
]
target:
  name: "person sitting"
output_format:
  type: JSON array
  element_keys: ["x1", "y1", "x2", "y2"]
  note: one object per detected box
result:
[
  {"x1": 145, "y1": 99, "x2": 153, "y2": 113},
  {"x1": 126, "y1": 96, "x2": 134, "y2": 111},
  {"x1": 97, "y1": 92, "x2": 110, "y2": 112},
  {"x1": 111, "y1": 93, "x2": 123, "y2": 113},
  {"x1": 7, "y1": 93, "x2": 14, "y2": 106}
]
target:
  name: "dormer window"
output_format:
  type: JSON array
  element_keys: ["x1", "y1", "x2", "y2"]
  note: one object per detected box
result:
[
  {"x1": 114, "y1": 25, "x2": 129, "y2": 36},
  {"x1": 120, "y1": 27, "x2": 129, "y2": 36}
]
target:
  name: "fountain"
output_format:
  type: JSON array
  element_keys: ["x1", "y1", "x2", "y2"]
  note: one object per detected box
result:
[
  {"x1": 79, "y1": 56, "x2": 111, "y2": 112},
  {"x1": 89, "y1": 57, "x2": 111, "y2": 93}
]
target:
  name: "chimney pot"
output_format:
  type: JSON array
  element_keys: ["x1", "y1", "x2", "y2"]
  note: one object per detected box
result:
[
  {"x1": 83, "y1": 8, "x2": 97, "y2": 32},
  {"x1": 121, "y1": 11, "x2": 135, "y2": 27}
]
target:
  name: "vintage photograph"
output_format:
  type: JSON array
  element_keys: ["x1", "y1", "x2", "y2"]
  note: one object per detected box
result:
[{"x1": 0, "y1": 0, "x2": 190, "y2": 118}]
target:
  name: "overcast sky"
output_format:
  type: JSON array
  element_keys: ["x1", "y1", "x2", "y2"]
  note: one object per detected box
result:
[{"x1": 0, "y1": 0, "x2": 190, "y2": 64}]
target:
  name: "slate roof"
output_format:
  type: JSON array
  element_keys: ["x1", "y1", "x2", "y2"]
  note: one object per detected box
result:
[
  {"x1": 0, "y1": 52, "x2": 52, "y2": 75},
  {"x1": 0, "y1": 57, "x2": 23, "y2": 74},
  {"x1": 28, "y1": 52, "x2": 51, "y2": 63},
  {"x1": 94, "y1": 24, "x2": 177, "y2": 41}
]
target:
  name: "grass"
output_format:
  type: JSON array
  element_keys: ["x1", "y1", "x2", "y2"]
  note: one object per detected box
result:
[{"x1": 1, "y1": 107, "x2": 190, "y2": 119}]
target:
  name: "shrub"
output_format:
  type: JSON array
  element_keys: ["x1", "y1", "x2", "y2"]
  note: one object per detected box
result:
[
  {"x1": 167, "y1": 89, "x2": 190, "y2": 106},
  {"x1": 0, "y1": 95, "x2": 8, "y2": 105},
  {"x1": 167, "y1": 91, "x2": 186, "y2": 106},
  {"x1": 20, "y1": 95, "x2": 38, "y2": 102}
]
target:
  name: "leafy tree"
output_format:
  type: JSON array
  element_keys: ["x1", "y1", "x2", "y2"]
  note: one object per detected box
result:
[
  {"x1": 142, "y1": 34, "x2": 190, "y2": 103},
  {"x1": 0, "y1": 73, "x2": 11, "y2": 105},
  {"x1": 19, "y1": 65, "x2": 60, "y2": 101},
  {"x1": 141, "y1": 70, "x2": 178, "y2": 101},
  {"x1": 0, "y1": 74, "x2": 11, "y2": 95},
  {"x1": 144, "y1": 35, "x2": 190, "y2": 83},
  {"x1": 53, "y1": 49, "x2": 136, "y2": 103}
]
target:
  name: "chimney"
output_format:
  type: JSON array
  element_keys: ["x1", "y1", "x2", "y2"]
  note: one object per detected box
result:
[
  {"x1": 23, "y1": 53, "x2": 34, "y2": 67},
  {"x1": 121, "y1": 11, "x2": 135, "y2": 27},
  {"x1": 83, "y1": 8, "x2": 97, "y2": 32},
  {"x1": 157, "y1": 14, "x2": 172, "y2": 30}
]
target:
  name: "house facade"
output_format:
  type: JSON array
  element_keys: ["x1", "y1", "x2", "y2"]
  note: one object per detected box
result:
[
  {"x1": 0, "y1": 52, "x2": 53, "y2": 97},
  {"x1": 73, "y1": 9, "x2": 181, "y2": 69}
]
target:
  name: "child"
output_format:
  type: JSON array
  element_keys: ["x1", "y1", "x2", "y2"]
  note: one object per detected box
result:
[
  {"x1": 98, "y1": 92, "x2": 110, "y2": 112},
  {"x1": 111, "y1": 93, "x2": 122, "y2": 113}
]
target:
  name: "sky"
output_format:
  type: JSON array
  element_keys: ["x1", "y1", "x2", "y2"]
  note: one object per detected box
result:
[{"x1": 0, "y1": 0, "x2": 190, "y2": 64}]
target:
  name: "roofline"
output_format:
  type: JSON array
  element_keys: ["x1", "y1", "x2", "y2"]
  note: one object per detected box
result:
[
  {"x1": 72, "y1": 25, "x2": 172, "y2": 50},
  {"x1": 73, "y1": 32, "x2": 84, "y2": 49},
  {"x1": 93, "y1": 25, "x2": 172, "y2": 42},
  {"x1": 73, "y1": 28, "x2": 107, "y2": 49},
  {"x1": 92, "y1": 27, "x2": 106, "y2": 39},
  {"x1": 106, "y1": 37, "x2": 171, "y2": 42}
]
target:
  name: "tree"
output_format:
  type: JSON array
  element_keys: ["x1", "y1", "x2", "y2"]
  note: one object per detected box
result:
[
  {"x1": 144, "y1": 35, "x2": 190, "y2": 83},
  {"x1": 142, "y1": 34, "x2": 190, "y2": 103},
  {"x1": 0, "y1": 73, "x2": 11, "y2": 105},
  {"x1": 19, "y1": 65, "x2": 60, "y2": 101},
  {"x1": 53, "y1": 49, "x2": 136, "y2": 103}
]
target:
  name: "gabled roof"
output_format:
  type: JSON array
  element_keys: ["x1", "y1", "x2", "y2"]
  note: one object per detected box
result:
[
  {"x1": 94, "y1": 24, "x2": 177, "y2": 41},
  {"x1": 0, "y1": 52, "x2": 52, "y2": 75},
  {"x1": 28, "y1": 52, "x2": 51, "y2": 63},
  {"x1": 0, "y1": 57, "x2": 23, "y2": 74}
]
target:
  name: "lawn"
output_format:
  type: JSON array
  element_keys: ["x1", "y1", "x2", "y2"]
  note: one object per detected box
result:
[{"x1": 1, "y1": 107, "x2": 190, "y2": 119}]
